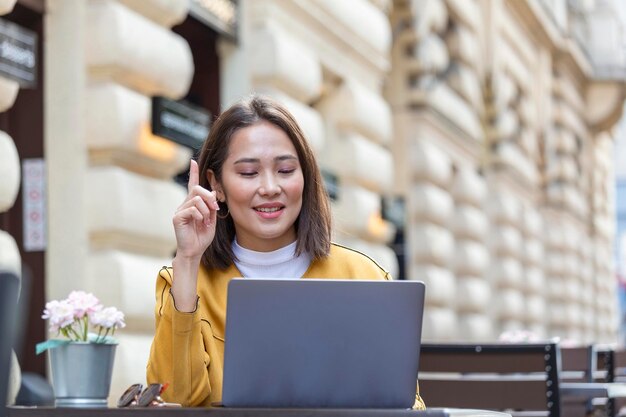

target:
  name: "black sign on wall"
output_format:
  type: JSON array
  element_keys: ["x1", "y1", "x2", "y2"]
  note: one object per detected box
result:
[
  {"x1": 152, "y1": 97, "x2": 211, "y2": 150},
  {"x1": 382, "y1": 196, "x2": 407, "y2": 279},
  {"x1": 322, "y1": 170, "x2": 339, "y2": 201},
  {"x1": 381, "y1": 196, "x2": 406, "y2": 230},
  {"x1": 0, "y1": 18, "x2": 37, "y2": 88}
]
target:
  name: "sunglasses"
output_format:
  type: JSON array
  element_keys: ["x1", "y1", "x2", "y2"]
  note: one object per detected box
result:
[{"x1": 117, "y1": 383, "x2": 181, "y2": 407}]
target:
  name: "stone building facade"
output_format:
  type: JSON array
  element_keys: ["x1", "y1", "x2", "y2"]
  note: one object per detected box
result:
[
  {"x1": 0, "y1": 0, "x2": 624, "y2": 405},
  {"x1": 388, "y1": 0, "x2": 625, "y2": 343}
]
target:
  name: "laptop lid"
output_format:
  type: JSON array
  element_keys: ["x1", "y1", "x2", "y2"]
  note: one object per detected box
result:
[{"x1": 222, "y1": 278, "x2": 425, "y2": 408}]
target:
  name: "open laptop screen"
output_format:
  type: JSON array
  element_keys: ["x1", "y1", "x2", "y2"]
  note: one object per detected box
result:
[{"x1": 222, "y1": 279, "x2": 425, "y2": 408}]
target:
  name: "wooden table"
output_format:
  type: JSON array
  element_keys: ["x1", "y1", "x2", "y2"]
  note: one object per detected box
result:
[{"x1": 7, "y1": 406, "x2": 512, "y2": 417}]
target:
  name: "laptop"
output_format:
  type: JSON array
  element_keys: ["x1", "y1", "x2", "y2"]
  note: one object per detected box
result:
[{"x1": 221, "y1": 278, "x2": 425, "y2": 408}]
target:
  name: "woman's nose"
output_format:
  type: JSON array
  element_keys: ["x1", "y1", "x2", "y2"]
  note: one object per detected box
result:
[{"x1": 259, "y1": 174, "x2": 281, "y2": 196}]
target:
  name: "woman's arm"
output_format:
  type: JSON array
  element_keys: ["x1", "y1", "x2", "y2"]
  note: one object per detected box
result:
[
  {"x1": 170, "y1": 160, "x2": 220, "y2": 312},
  {"x1": 146, "y1": 268, "x2": 212, "y2": 407}
]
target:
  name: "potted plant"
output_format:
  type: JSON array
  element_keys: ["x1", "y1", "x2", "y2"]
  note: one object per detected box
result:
[{"x1": 36, "y1": 291, "x2": 125, "y2": 408}]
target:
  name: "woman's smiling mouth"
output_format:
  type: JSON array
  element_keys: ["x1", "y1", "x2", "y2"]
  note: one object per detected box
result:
[
  {"x1": 254, "y1": 204, "x2": 285, "y2": 218},
  {"x1": 255, "y1": 206, "x2": 282, "y2": 213}
]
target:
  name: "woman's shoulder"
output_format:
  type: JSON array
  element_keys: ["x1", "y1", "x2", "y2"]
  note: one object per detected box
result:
[{"x1": 309, "y1": 243, "x2": 391, "y2": 280}]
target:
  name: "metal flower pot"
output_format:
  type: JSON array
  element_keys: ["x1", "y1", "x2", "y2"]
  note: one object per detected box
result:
[{"x1": 49, "y1": 342, "x2": 117, "y2": 408}]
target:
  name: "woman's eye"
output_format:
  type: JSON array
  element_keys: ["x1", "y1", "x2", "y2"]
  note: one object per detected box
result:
[
  {"x1": 279, "y1": 169, "x2": 295, "y2": 175},
  {"x1": 239, "y1": 172, "x2": 257, "y2": 177}
]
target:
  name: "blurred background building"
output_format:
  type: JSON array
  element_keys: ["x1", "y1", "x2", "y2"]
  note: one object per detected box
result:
[
  {"x1": 616, "y1": 117, "x2": 626, "y2": 342},
  {"x1": 0, "y1": 0, "x2": 625, "y2": 404}
]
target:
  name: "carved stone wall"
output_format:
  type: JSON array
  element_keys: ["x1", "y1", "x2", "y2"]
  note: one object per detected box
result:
[{"x1": 389, "y1": 0, "x2": 624, "y2": 343}]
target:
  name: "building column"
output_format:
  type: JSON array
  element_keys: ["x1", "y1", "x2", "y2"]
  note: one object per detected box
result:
[
  {"x1": 0, "y1": 0, "x2": 22, "y2": 405},
  {"x1": 45, "y1": 0, "x2": 193, "y2": 403}
]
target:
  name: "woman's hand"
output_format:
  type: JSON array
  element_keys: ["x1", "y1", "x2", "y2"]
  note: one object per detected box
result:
[
  {"x1": 173, "y1": 160, "x2": 220, "y2": 262},
  {"x1": 170, "y1": 160, "x2": 220, "y2": 312}
]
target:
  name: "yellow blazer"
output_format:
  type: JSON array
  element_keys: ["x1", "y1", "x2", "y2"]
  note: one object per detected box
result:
[{"x1": 146, "y1": 243, "x2": 425, "y2": 409}]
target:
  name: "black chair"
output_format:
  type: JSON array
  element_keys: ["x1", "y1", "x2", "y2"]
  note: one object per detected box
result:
[
  {"x1": 560, "y1": 346, "x2": 596, "y2": 417},
  {"x1": 418, "y1": 343, "x2": 563, "y2": 417},
  {"x1": 559, "y1": 345, "x2": 626, "y2": 417},
  {"x1": 594, "y1": 347, "x2": 626, "y2": 417},
  {"x1": 0, "y1": 271, "x2": 20, "y2": 417},
  {"x1": 9, "y1": 266, "x2": 53, "y2": 407}
]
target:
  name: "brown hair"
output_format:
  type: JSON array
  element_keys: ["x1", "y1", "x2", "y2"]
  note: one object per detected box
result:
[{"x1": 196, "y1": 95, "x2": 332, "y2": 269}]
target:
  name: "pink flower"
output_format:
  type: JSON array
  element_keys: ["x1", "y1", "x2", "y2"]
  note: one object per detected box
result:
[
  {"x1": 41, "y1": 300, "x2": 75, "y2": 333},
  {"x1": 40, "y1": 291, "x2": 125, "y2": 346},
  {"x1": 90, "y1": 306, "x2": 126, "y2": 330},
  {"x1": 67, "y1": 291, "x2": 102, "y2": 319}
]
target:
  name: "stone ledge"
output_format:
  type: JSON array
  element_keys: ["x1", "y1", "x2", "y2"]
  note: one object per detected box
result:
[
  {"x1": 251, "y1": 0, "x2": 389, "y2": 78},
  {"x1": 488, "y1": 226, "x2": 523, "y2": 257},
  {"x1": 525, "y1": 268, "x2": 545, "y2": 294},
  {"x1": 330, "y1": 133, "x2": 393, "y2": 193},
  {"x1": 0, "y1": 75, "x2": 19, "y2": 112},
  {"x1": 493, "y1": 288, "x2": 525, "y2": 320},
  {"x1": 421, "y1": 307, "x2": 457, "y2": 341},
  {"x1": 86, "y1": 0, "x2": 193, "y2": 98},
  {"x1": 311, "y1": 0, "x2": 390, "y2": 55},
  {"x1": 0, "y1": 230, "x2": 20, "y2": 276},
  {"x1": 411, "y1": 265, "x2": 455, "y2": 306},
  {"x1": 488, "y1": 257, "x2": 523, "y2": 290},
  {"x1": 118, "y1": 0, "x2": 189, "y2": 27},
  {"x1": 0, "y1": 131, "x2": 20, "y2": 212},
  {"x1": 445, "y1": 25, "x2": 481, "y2": 75},
  {"x1": 320, "y1": 80, "x2": 392, "y2": 145},
  {"x1": 456, "y1": 277, "x2": 490, "y2": 313},
  {"x1": 444, "y1": 0, "x2": 480, "y2": 33},
  {"x1": 332, "y1": 185, "x2": 384, "y2": 239},
  {"x1": 452, "y1": 205, "x2": 488, "y2": 240},
  {"x1": 409, "y1": 223, "x2": 454, "y2": 266},
  {"x1": 454, "y1": 241, "x2": 489, "y2": 276},
  {"x1": 250, "y1": 24, "x2": 322, "y2": 103},
  {"x1": 409, "y1": 0, "x2": 448, "y2": 39},
  {"x1": 410, "y1": 183, "x2": 453, "y2": 226},
  {"x1": 86, "y1": 250, "x2": 170, "y2": 322},
  {"x1": 85, "y1": 166, "x2": 186, "y2": 255},
  {"x1": 485, "y1": 192, "x2": 521, "y2": 226},
  {"x1": 408, "y1": 83, "x2": 482, "y2": 142},
  {"x1": 410, "y1": 140, "x2": 452, "y2": 187},
  {"x1": 525, "y1": 295, "x2": 546, "y2": 321},
  {"x1": 458, "y1": 314, "x2": 493, "y2": 341},
  {"x1": 86, "y1": 82, "x2": 192, "y2": 178},
  {"x1": 523, "y1": 240, "x2": 544, "y2": 267},
  {"x1": 451, "y1": 167, "x2": 486, "y2": 207},
  {"x1": 0, "y1": 0, "x2": 16, "y2": 15}
]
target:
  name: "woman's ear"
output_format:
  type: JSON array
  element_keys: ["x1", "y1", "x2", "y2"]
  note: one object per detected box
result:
[{"x1": 206, "y1": 170, "x2": 224, "y2": 201}]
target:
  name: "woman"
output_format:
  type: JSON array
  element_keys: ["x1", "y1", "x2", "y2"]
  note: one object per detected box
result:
[{"x1": 146, "y1": 95, "x2": 425, "y2": 409}]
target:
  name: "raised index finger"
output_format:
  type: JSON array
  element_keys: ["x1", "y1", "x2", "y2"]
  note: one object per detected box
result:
[{"x1": 188, "y1": 159, "x2": 199, "y2": 193}]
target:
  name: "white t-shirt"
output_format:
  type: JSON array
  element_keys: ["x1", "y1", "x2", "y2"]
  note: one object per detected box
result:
[{"x1": 232, "y1": 238, "x2": 312, "y2": 279}]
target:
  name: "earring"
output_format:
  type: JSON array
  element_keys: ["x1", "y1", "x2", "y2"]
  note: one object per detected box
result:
[{"x1": 216, "y1": 202, "x2": 230, "y2": 220}]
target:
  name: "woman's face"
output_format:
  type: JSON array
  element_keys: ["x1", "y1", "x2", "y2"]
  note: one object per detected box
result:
[{"x1": 211, "y1": 121, "x2": 304, "y2": 252}]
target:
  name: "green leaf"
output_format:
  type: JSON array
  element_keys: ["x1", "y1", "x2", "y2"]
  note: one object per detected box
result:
[{"x1": 35, "y1": 339, "x2": 71, "y2": 355}]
